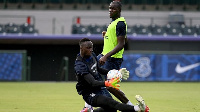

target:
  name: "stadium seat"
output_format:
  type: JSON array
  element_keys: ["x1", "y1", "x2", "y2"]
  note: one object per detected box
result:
[
  {"x1": 92, "y1": 25, "x2": 105, "y2": 34},
  {"x1": 132, "y1": 24, "x2": 145, "y2": 32},
  {"x1": 0, "y1": 24, "x2": 6, "y2": 34},
  {"x1": 87, "y1": 24, "x2": 98, "y2": 34},
  {"x1": 5, "y1": 23, "x2": 22, "y2": 34},
  {"x1": 8, "y1": 27, "x2": 21, "y2": 34},
  {"x1": 101, "y1": 24, "x2": 108, "y2": 31},
  {"x1": 72, "y1": 24, "x2": 83, "y2": 34},
  {"x1": 182, "y1": 28, "x2": 195, "y2": 35},
  {"x1": 166, "y1": 28, "x2": 182, "y2": 35},
  {"x1": 72, "y1": 24, "x2": 106, "y2": 34},
  {"x1": 75, "y1": 25, "x2": 90, "y2": 34},
  {"x1": 137, "y1": 27, "x2": 151, "y2": 35},
  {"x1": 24, "y1": 26, "x2": 38, "y2": 34},
  {"x1": 127, "y1": 26, "x2": 137, "y2": 34},
  {"x1": 170, "y1": 23, "x2": 182, "y2": 29},
  {"x1": 181, "y1": 25, "x2": 195, "y2": 35},
  {"x1": 147, "y1": 24, "x2": 159, "y2": 32},
  {"x1": 20, "y1": 23, "x2": 37, "y2": 34},
  {"x1": 162, "y1": 23, "x2": 181, "y2": 33},
  {"x1": 192, "y1": 24, "x2": 200, "y2": 35},
  {"x1": 151, "y1": 27, "x2": 166, "y2": 35}
]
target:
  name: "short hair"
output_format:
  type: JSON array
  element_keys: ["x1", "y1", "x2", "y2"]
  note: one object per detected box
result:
[
  {"x1": 111, "y1": 1, "x2": 122, "y2": 11},
  {"x1": 79, "y1": 38, "x2": 91, "y2": 46}
]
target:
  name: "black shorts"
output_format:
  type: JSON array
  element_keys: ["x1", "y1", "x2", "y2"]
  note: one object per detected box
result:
[{"x1": 83, "y1": 87, "x2": 112, "y2": 106}]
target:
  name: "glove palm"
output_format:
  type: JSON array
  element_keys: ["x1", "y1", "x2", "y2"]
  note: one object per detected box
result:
[
  {"x1": 105, "y1": 77, "x2": 120, "y2": 90},
  {"x1": 119, "y1": 68, "x2": 129, "y2": 80}
]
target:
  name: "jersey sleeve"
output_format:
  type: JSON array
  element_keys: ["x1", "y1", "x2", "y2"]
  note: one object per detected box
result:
[
  {"x1": 84, "y1": 73, "x2": 105, "y2": 87},
  {"x1": 116, "y1": 21, "x2": 126, "y2": 36},
  {"x1": 74, "y1": 60, "x2": 89, "y2": 76}
]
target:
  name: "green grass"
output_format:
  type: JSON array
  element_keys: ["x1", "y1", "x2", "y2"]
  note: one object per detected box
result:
[{"x1": 0, "y1": 82, "x2": 200, "y2": 112}]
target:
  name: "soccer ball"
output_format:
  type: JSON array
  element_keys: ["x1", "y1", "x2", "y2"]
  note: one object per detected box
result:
[{"x1": 107, "y1": 69, "x2": 122, "y2": 81}]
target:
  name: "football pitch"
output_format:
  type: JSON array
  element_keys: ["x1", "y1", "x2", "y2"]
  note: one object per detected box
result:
[{"x1": 0, "y1": 82, "x2": 199, "y2": 112}]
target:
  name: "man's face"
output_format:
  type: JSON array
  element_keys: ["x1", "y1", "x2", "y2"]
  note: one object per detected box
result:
[
  {"x1": 109, "y1": 2, "x2": 120, "y2": 19},
  {"x1": 80, "y1": 41, "x2": 93, "y2": 58}
]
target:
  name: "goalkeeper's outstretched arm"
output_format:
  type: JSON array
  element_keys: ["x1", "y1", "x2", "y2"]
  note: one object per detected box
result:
[{"x1": 83, "y1": 73, "x2": 120, "y2": 90}]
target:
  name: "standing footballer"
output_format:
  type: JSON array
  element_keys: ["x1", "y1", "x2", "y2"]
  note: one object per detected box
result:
[{"x1": 82, "y1": 1, "x2": 150, "y2": 112}]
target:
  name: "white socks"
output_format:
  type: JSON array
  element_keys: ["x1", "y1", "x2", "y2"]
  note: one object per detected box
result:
[
  {"x1": 126, "y1": 100, "x2": 134, "y2": 106},
  {"x1": 85, "y1": 102, "x2": 92, "y2": 108},
  {"x1": 134, "y1": 105, "x2": 141, "y2": 111}
]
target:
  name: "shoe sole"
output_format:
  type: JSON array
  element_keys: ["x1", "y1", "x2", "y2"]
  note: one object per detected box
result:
[
  {"x1": 135, "y1": 95, "x2": 146, "y2": 112},
  {"x1": 80, "y1": 108, "x2": 91, "y2": 112}
]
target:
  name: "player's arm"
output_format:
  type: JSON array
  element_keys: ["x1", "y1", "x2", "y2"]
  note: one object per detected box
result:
[
  {"x1": 97, "y1": 66, "x2": 109, "y2": 76},
  {"x1": 84, "y1": 73, "x2": 120, "y2": 90},
  {"x1": 75, "y1": 60, "x2": 120, "y2": 89},
  {"x1": 102, "y1": 31, "x2": 106, "y2": 38},
  {"x1": 83, "y1": 73, "x2": 105, "y2": 87},
  {"x1": 75, "y1": 61, "x2": 104, "y2": 87}
]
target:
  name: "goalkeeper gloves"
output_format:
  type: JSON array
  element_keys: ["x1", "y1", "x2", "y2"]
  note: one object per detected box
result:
[
  {"x1": 105, "y1": 77, "x2": 120, "y2": 90},
  {"x1": 119, "y1": 68, "x2": 129, "y2": 80}
]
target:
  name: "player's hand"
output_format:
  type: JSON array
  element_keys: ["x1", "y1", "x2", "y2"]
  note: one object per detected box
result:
[
  {"x1": 102, "y1": 31, "x2": 106, "y2": 38},
  {"x1": 105, "y1": 77, "x2": 120, "y2": 90},
  {"x1": 99, "y1": 56, "x2": 107, "y2": 65},
  {"x1": 119, "y1": 68, "x2": 129, "y2": 80}
]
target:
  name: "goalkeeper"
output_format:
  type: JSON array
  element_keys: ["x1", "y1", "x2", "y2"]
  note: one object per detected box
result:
[{"x1": 75, "y1": 38, "x2": 149, "y2": 112}]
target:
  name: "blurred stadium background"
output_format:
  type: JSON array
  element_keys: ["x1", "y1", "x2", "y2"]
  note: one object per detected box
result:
[{"x1": 0, "y1": 0, "x2": 200, "y2": 82}]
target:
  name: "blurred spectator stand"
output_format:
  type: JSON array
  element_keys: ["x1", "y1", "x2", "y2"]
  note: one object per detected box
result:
[{"x1": 0, "y1": 15, "x2": 38, "y2": 34}]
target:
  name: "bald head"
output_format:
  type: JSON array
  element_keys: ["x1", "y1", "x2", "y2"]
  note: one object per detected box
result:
[{"x1": 110, "y1": 1, "x2": 122, "y2": 12}]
